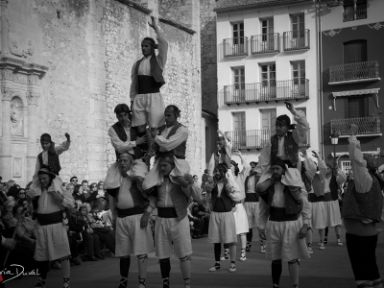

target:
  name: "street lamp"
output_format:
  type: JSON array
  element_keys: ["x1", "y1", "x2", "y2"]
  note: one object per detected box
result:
[{"x1": 330, "y1": 130, "x2": 339, "y2": 171}]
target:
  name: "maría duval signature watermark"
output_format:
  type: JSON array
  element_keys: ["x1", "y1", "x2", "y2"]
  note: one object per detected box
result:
[{"x1": 0, "y1": 264, "x2": 39, "y2": 284}]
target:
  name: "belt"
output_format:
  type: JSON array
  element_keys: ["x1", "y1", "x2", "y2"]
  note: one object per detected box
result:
[
  {"x1": 245, "y1": 193, "x2": 259, "y2": 202},
  {"x1": 269, "y1": 207, "x2": 299, "y2": 222},
  {"x1": 37, "y1": 211, "x2": 63, "y2": 226},
  {"x1": 157, "y1": 207, "x2": 178, "y2": 218},
  {"x1": 137, "y1": 75, "x2": 161, "y2": 94},
  {"x1": 117, "y1": 207, "x2": 144, "y2": 218}
]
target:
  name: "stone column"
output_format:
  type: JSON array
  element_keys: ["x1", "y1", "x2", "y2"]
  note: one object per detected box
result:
[
  {"x1": 0, "y1": 95, "x2": 12, "y2": 181},
  {"x1": 26, "y1": 74, "x2": 40, "y2": 181}
]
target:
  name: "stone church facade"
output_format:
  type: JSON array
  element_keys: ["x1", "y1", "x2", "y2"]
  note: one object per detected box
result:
[{"x1": 0, "y1": 0, "x2": 203, "y2": 186}]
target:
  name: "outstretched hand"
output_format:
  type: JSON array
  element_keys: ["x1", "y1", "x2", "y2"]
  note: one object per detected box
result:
[
  {"x1": 285, "y1": 101, "x2": 294, "y2": 113},
  {"x1": 148, "y1": 15, "x2": 158, "y2": 30},
  {"x1": 65, "y1": 133, "x2": 70, "y2": 141}
]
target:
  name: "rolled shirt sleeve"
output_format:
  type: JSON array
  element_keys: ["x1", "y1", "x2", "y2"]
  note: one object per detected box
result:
[
  {"x1": 108, "y1": 127, "x2": 136, "y2": 155},
  {"x1": 348, "y1": 135, "x2": 372, "y2": 193},
  {"x1": 155, "y1": 125, "x2": 188, "y2": 152}
]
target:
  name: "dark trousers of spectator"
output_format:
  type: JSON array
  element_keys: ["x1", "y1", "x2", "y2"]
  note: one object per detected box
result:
[
  {"x1": 68, "y1": 232, "x2": 81, "y2": 258},
  {"x1": 82, "y1": 232, "x2": 101, "y2": 259},
  {"x1": 346, "y1": 233, "x2": 381, "y2": 282},
  {"x1": 192, "y1": 216, "x2": 209, "y2": 237},
  {"x1": 94, "y1": 229, "x2": 115, "y2": 253}
]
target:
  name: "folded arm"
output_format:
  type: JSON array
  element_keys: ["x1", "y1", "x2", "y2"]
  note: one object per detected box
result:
[{"x1": 155, "y1": 126, "x2": 188, "y2": 151}]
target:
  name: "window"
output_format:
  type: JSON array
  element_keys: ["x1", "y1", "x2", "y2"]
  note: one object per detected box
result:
[
  {"x1": 260, "y1": 63, "x2": 276, "y2": 98},
  {"x1": 291, "y1": 13, "x2": 305, "y2": 39},
  {"x1": 343, "y1": 0, "x2": 367, "y2": 22},
  {"x1": 291, "y1": 61, "x2": 306, "y2": 84},
  {"x1": 232, "y1": 67, "x2": 245, "y2": 101},
  {"x1": 261, "y1": 17, "x2": 274, "y2": 41},
  {"x1": 232, "y1": 22, "x2": 244, "y2": 45},
  {"x1": 232, "y1": 112, "x2": 246, "y2": 147},
  {"x1": 340, "y1": 160, "x2": 352, "y2": 175},
  {"x1": 291, "y1": 61, "x2": 306, "y2": 97},
  {"x1": 260, "y1": 109, "x2": 276, "y2": 147},
  {"x1": 344, "y1": 40, "x2": 367, "y2": 64},
  {"x1": 347, "y1": 96, "x2": 369, "y2": 118}
]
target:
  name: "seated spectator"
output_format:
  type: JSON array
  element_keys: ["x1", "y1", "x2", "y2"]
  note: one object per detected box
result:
[
  {"x1": 67, "y1": 206, "x2": 85, "y2": 266},
  {"x1": 96, "y1": 181, "x2": 105, "y2": 199},
  {"x1": 189, "y1": 201, "x2": 210, "y2": 238},
  {"x1": 79, "y1": 204, "x2": 103, "y2": 261},
  {"x1": 10, "y1": 204, "x2": 36, "y2": 272},
  {"x1": 90, "y1": 198, "x2": 115, "y2": 255}
]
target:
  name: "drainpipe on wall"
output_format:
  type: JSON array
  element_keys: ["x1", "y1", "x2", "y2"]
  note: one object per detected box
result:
[{"x1": 314, "y1": 0, "x2": 325, "y2": 156}]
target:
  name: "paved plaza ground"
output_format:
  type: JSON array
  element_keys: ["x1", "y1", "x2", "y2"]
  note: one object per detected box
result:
[{"x1": 9, "y1": 231, "x2": 384, "y2": 288}]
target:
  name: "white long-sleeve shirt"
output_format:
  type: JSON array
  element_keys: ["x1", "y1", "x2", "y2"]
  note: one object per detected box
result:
[
  {"x1": 108, "y1": 126, "x2": 136, "y2": 155},
  {"x1": 155, "y1": 124, "x2": 188, "y2": 152},
  {"x1": 348, "y1": 135, "x2": 372, "y2": 193}
]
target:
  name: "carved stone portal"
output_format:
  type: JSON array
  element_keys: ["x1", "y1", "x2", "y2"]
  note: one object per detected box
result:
[{"x1": 10, "y1": 96, "x2": 24, "y2": 136}]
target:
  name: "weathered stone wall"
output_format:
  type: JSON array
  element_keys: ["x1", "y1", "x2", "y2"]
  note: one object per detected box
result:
[{"x1": 0, "y1": 0, "x2": 202, "y2": 185}]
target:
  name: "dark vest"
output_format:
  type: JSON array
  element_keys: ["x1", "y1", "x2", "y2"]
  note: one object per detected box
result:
[
  {"x1": 134, "y1": 55, "x2": 165, "y2": 92},
  {"x1": 112, "y1": 122, "x2": 144, "y2": 159},
  {"x1": 260, "y1": 184, "x2": 303, "y2": 216},
  {"x1": 270, "y1": 132, "x2": 299, "y2": 167},
  {"x1": 244, "y1": 173, "x2": 260, "y2": 202},
  {"x1": 329, "y1": 174, "x2": 339, "y2": 201},
  {"x1": 157, "y1": 123, "x2": 187, "y2": 159},
  {"x1": 342, "y1": 174, "x2": 383, "y2": 223},
  {"x1": 38, "y1": 150, "x2": 61, "y2": 175},
  {"x1": 211, "y1": 184, "x2": 235, "y2": 212}
]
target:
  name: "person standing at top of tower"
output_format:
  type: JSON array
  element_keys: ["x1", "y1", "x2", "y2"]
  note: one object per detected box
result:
[{"x1": 130, "y1": 15, "x2": 168, "y2": 162}]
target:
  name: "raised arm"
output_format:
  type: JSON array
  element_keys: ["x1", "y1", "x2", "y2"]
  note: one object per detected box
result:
[
  {"x1": 149, "y1": 16, "x2": 168, "y2": 69},
  {"x1": 348, "y1": 124, "x2": 372, "y2": 193},
  {"x1": 286, "y1": 102, "x2": 309, "y2": 146},
  {"x1": 55, "y1": 133, "x2": 71, "y2": 155}
]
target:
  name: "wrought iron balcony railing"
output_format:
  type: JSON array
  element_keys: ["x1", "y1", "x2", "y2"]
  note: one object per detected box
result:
[
  {"x1": 226, "y1": 129, "x2": 310, "y2": 150},
  {"x1": 330, "y1": 116, "x2": 382, "y2": 138},
  {"x1": 343, "y1": 5, "x2": 367, "y2": 22},
  {"x1": 227, "y1": 129, "x2": 271, "y2": 150},
  {"x1": 329, "y1": 60, "x2": 380, "y2": 84},
  {"x1": 223, "y1": 37, "x2": 248, "y2": 57},
  {"x1": 223, "y1": 79, "x2": 309, "y2": 105},
  {"x1": 250, "y1": 33, "x2": 280, "y2": 54},
  {"x1": 283, "y1": 29, "x2": 310, "y2": 51}
]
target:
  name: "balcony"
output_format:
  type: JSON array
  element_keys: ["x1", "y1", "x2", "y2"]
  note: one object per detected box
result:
[
  {"x1": 223, "y1": 79, "x2": 309, "y2": 105},
  {"x1": 223, "y1": 37, "x2": 248, "y2": 57},
  {"x1": 329, "y1": 61, "x2": 380, "y2": 85},
  {"x1": 283, "y1": 29, "x2": 310, "y2": 51},
  {"x1": 250, "y1": 33, "x2": 280, "y2": 54},
  {"x1": 343, "y1": 5, "x2": 367, "y2": 22},
  {"x1": 227, "y1": 129, "x2": 310, "y2": 150},
  {"x1": 227, "y1": 129, "x2": 271, "y2": 150},
  {"x1": 330, "y1": 116, "x2": 382, "y2": 138}
]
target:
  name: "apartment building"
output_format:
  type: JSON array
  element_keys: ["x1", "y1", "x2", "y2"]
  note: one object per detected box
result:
[
  {"x1": 321, "y1": 0, "x2": 384, "y2": 173},
  {"x1": 216, "y1": 0, "x2": 319, "y2": 163}
]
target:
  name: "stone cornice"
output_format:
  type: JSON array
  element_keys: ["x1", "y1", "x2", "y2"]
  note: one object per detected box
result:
[
  {"x1": 215, "y1": 0, "x2": 312, "y2": 13},
  {"x1": 115, "y1": 0, "x2": 196, "y2": 35},
  {"x1": 0, "y1": 56, "x2": 48, "y2": 78}
]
